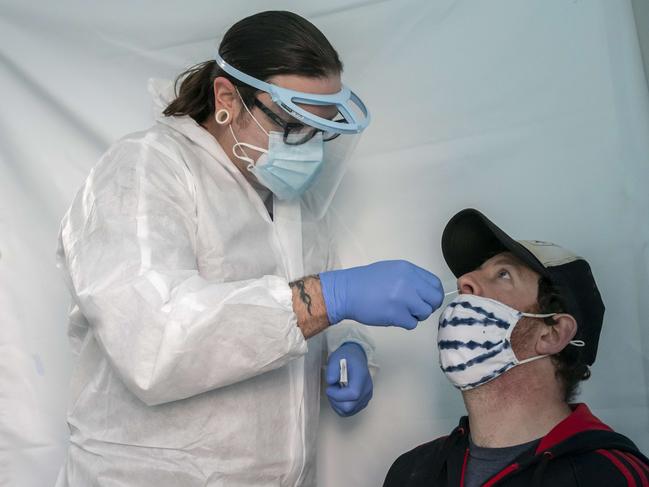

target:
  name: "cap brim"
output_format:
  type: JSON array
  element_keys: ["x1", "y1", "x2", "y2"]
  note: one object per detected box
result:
[{"x1": 442, "y1": 209, "x2": 550, "y2": 279}]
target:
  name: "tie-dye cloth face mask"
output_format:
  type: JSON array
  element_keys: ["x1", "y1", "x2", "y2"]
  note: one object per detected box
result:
[{"x1": 437, "y1": 294, "x2": 584, "y2": 391}]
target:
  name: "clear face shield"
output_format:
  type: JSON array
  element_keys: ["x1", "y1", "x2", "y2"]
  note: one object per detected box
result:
[
  {"x1": 216, "y1": 53, "x2": 370, "y2": 221},
  {"x1": 299, "y1": 130, "x2": 361, "y2": 221}
]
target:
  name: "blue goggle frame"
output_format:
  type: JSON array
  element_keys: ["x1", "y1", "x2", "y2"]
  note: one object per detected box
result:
[{"x1": 215, "y1": 53, "x2": 371, "y2": 135}]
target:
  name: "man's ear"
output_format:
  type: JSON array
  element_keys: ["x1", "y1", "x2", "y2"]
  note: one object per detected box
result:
[
  {"x1": 536, "y1": 314, "x2": 578, "y2": 355},
  {"x1": 212, "y1": 77, "x2": 241, "y2": 120}
]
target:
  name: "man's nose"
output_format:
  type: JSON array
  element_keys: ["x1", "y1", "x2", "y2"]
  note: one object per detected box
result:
[{"x1": 457, "y1": 271, "x2": 483, "y2": 296}]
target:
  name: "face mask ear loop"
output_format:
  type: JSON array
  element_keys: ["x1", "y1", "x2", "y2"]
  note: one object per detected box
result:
[
  {"x1": 516, "y1": 354, "x2": 550, "y2": 366},
  {"x1": 521, "y1": 312, "x2": 557, "y2": 318},
  {"x1": 514, "y1": 314, "x2": 585, "y2": 363},
  {"x1": 521, "y1": 312, "x2": 585, "y2": 348},
  {"x1": 229, "y1": 124, "x2": 266, "y2": 170},
  {"x1": 232, "y1": 146, "x2": 254, "y2": 170},
  {"x1": 235, "y1": 88, "x2": 269, "y2": 137},
  {"x1": 506, "y1": 310, "x2": 550, "y2": 364},
  {"x1": 516, "y1": 341, "x2": 585, "y2": 366}
]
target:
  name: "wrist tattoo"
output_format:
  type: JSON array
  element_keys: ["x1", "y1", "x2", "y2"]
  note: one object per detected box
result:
[{"x1": 290, "y1": 275, "x2": 320, "y2": 316}]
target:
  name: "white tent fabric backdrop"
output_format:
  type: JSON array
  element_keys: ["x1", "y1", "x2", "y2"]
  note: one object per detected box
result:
[{"x1": 1, "y1": 1, "x2": 648, "y2": 486}]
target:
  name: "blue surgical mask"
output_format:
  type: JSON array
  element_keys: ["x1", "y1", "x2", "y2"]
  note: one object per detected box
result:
[
  {"x1": 231, "y1": 129, "x2": 324, "y2": 201},
  {"x1": 229, "y1": 91, "x2": 325, "y2": 201}
]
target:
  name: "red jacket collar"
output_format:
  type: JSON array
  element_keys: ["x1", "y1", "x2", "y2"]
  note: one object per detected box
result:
[{"x1": 535, "y1": 403, "x2": 613, "y2": 454}]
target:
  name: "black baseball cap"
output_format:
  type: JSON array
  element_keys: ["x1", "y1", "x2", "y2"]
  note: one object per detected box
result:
[{"x1": 441, "y1": 208, "x2": 605, "y2": 365}]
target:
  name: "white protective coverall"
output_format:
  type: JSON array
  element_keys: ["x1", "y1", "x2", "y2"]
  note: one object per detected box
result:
[{"x1": 54, "y1": 81, "x2": 376, "y2": 486}]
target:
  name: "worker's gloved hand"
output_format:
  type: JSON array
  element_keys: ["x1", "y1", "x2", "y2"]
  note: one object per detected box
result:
[
  {"x1": 319, "y1": 260, "x2": 444, "y2": 329},
  {"x1": 326, "y1": 342, "x2": 373, "y2": 417}
]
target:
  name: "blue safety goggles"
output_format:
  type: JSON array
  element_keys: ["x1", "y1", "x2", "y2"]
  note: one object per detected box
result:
[{"x1": 215, "y1": 53, "x2": 371, "y2": 135}]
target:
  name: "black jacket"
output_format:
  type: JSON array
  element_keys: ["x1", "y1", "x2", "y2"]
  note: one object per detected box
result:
[{"x1": 383, "y1": 404, "x2": 649, "y2": 487}]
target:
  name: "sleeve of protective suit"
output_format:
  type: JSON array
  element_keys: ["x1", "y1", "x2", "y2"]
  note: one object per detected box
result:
[
  {"x1": 323, "y1": 231, "x2": 379, "y2": 374},
  {"x1": 58, "y1": 138, "x2": 307, "y2": 406}
]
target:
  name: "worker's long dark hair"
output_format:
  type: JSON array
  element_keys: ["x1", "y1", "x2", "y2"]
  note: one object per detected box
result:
[{"x1": 163, "y1": 11, "x2": 343, "y2": 123}]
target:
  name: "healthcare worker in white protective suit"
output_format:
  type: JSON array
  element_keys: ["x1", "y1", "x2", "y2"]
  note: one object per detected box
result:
[{"x1": 55, "y1": 11, "x2": 444, "y2": 487}]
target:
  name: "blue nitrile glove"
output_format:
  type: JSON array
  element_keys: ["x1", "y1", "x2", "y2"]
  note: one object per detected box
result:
[
  {"x1": 319, "y1": 260, "x2": 444, "y2": 329},
  {"x1": 326, "y1": 342, "x2": 373, "y2": 417}
]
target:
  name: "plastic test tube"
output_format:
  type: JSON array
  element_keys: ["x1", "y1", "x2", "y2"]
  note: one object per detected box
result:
[{"x1": 339, "y1": 358, "x2": 348, "y2": 387}]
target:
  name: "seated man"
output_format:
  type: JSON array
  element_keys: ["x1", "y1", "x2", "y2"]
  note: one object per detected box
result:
[{"x1": 384, "y1": 209, "x2": 649, "y2": 487}]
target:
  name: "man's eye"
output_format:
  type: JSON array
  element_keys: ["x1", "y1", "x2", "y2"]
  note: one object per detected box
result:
[{"x1": 498, "y1": 269, "x2": 511, "y2": 279}]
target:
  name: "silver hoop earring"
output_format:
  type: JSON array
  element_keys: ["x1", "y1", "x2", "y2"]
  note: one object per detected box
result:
[{"x1": 215, "y1": 109, "x2": 231, "y2": 125}]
